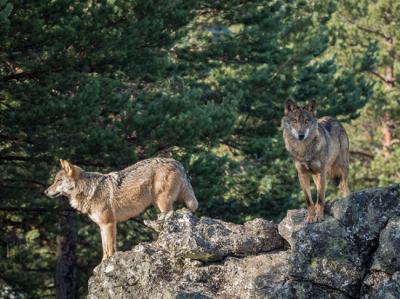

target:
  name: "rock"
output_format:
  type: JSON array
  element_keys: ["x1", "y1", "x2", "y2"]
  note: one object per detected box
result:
[
  {"x1": 280, "y1": 211, "x2": 363, "y2": 297},
  {"x1": 88, "y1": 185, "x2": 400, "y2": 299},
  {"x1": 88, "y1": 246, "x2": 349, "y2": 299},
  {"x1": 88, "y1": 245, "x2": 290, "y2": 299},
  {"x1": 149, "y1": 209, "x2": 284, "y2": 261},
  {"x1": 272, "y1": 280, "x2": 350, "y2": 299},
  {"x1": 371, "y1": 217, "x2": 400, "y2": 274},
  {"x1": 278, "y1": 209, "x2": 307, "y2": 247},
  {"x1": 330, "y1": 185, "x2": 400, "y2": 256},
  {"x1": 361, "y1": 271, "x2": 391, "y2": 298},
  {"x1": 361, "y1": 271, "x2": 400, "y2": 299},
  {"x1": 277, "y1": 185, "x2": 400, "y2": 297}
]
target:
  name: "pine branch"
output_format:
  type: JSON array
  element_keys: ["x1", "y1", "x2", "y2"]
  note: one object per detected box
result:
[
  {"x1": 0, "y1": 207, "x2": 71, "y2": 212},
  {"x1": 271, "y1": 58, "x2": 293, "y2": 80},
  {"x1": 0, "y1": 206, "x2": 147, "y2": 227},
  {"x1": 338, "y1": 14, "x2": 389, "y2": 40},
  {"x1": 0, "y1": 178, "x2": 46, "y2": 188},
  {"x1": 0, "y1": 155, "x2": 50, "y2": 162},
  {"x1": 368, "y1": 70, "x2": 387, "y2": 83},
  {"x1": 350, "y1": 150, "x2": 374, "y2": 159},
  {"x1": 1, "y1": 70, "x2": 42, "y2": 82}
]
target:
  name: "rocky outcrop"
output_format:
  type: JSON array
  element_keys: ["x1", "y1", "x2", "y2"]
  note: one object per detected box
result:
[
  {"x1": 88, "y1": 185, "x2": 400, "y2": 299},
  {"x1": 145, "y1": 208, "x2": 284, "y2": 261}
]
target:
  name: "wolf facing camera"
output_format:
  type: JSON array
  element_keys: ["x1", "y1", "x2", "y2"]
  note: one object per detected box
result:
[{"x1": 282, "y1": 100, "x2": 350, "y2": 223}]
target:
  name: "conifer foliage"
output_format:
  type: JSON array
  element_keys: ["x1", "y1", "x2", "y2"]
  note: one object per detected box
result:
[{"x1": 0, "y1": 0, "x2": 375, "y2": 297}]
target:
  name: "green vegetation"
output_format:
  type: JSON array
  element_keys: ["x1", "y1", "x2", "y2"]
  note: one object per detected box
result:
[
  {"x1": 0, "y1": 0, "x2": 397, "y2": 297},
  {"x1": 328, "y1": 0, "x2": 400, "y2": 189}
]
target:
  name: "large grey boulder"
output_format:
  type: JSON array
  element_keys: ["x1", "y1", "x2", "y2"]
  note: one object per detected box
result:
[
  {"x1": 280, "y1": 211, "x2": 363, "y2": 297},
  {"x1": 148, "y1": 208, "x2": 284, "y2": 261},
  {"x1": 361, "y1": 216, "x2": 400, "y2": 298},
  {"x1": 330, "y1": 185, "x2": 400, "y2": 256},
  {"x1": 277, "y1": 209, "x2": 307, "y2": 248},
  {"x1": 88, "y1": 244, "x2": 290, "y2": 299},
  {"x1": 88, "y1": 185, "x2": 400, "y2": 299},
  {"x1": 88, "y1": 210, "x2": 286, "y2": 299},
  {"x1": 88, "y1": 245, "x2": 347, "y2": 299},
  {"x1": 371, "y1": 217, "x2": 400, "y2": 274},
  {"x1": 278, "y1": 185, "x2": 400, "y2": 297},
  {"x1": 362, "y1": 271, "x2": 400, "y2": 299}
]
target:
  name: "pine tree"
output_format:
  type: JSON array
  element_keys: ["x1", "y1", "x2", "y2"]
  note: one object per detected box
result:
[
  {"x1": 0, "y1": 1, "x2": 198, "y2": 297},
  {"x1": 328, "y1": 0, "x2": 400, "y2": 190},
  {"x1": 170, "y1": 0, "x2": 370, "y2": 221},
  {"x1": 0, "y1": 0, "x2": 373, "y2": 297}
]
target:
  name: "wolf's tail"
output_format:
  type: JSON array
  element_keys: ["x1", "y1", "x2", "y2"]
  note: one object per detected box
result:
[{"x1": 180, "y1": 177, "x2": 198, "y2": 213}]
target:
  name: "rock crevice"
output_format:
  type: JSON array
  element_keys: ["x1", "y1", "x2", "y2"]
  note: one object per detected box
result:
[{"x1": 88, "y1": 185, "x2": 400, "y2": 299}]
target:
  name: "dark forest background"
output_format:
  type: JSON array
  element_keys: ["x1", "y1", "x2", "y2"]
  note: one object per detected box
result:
[{"x1": 1, "y1": 0, "x2": 399, "y2": 297}]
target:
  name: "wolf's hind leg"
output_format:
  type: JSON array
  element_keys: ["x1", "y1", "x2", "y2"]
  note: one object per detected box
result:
[
  {"x1": 339, "y1": 166, "x2": 350, "y2": 196},
  {"x1": 154, "y1": 171, "x2": 181, "y2": 215},
  {"x1": 332, "y1": 159, "x2": 350, "y2": 197},
  {"x1": 180, "y1": 183, "x2": 198, "y2": 213},
  {"x1": 337, "y1": 130, "x2": 350, "y2": 196},
  {"x1": 155, "y1": 192, "x2": 174, "y2": 214}
]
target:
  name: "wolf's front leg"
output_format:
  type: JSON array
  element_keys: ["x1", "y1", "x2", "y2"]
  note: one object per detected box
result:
[
  {"x1": 100, "y1": 222, "x2": 117, "y2": 261},
  {"x1": 296, "y1": 163, "x2": 315, "y2": 223},
  {"x1": 312, "y1": 172, "x2": 326, "y2": 222}
]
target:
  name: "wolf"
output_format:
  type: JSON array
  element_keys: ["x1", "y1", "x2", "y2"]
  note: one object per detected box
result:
[
  {"x1": 45, "y1": 158, "x2": 198, "y2": 260},
  {"x1": 282, "y1": 100, "x2": 350, "y2": 223}
]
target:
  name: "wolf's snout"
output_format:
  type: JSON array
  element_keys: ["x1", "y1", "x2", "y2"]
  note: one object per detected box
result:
[
  {"x1": 298, "y1": 134, "x2": 305, "y2": 140},
  {"x1": 44, "y1": 188, "x2": 58, "y2": 198}
]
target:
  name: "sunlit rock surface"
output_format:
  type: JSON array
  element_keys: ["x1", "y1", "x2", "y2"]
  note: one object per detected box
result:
[{"x1": 88, "y1": 185, "x2": 400, "y2": 299}]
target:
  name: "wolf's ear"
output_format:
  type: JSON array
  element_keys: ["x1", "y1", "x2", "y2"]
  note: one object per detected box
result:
[
  {"x1": 60, "y1": 159, "x2": 75, "y2": 177},
  {"x1": 284, "y1": 99, "x2": 297, "y2": 115},
  {"x1": 305, "y1": 100, "x2": 317, "y2": 115},
  {"x1": 59, "y1": 159, "x2": 67, "y2": 169}
]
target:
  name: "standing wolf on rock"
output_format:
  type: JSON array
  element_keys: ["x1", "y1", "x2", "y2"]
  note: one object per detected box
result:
[
  {"x1": 44, "y1": 158, "x2": 198, "y2": 261},
  {"x1": 282, "y1": 100, "x2": 350, "y2": 223}
]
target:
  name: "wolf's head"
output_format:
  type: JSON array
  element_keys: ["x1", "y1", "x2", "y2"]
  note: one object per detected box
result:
[
  {"x1": 44, "y1": 160, "x2": 82, "y2": 198},
  {"x1": 282, "y1": 100, "x2": 318, "y2": 141}
]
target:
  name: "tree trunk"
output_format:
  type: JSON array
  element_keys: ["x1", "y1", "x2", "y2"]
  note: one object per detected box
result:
[
  {"x1": 381, "y1": 111, "x2": 395, "y2": 160},
  {"x1": 381, "y1": 35, "x2": 395, "y2": 159},
  {"x1": 381, "y1": 37, "x2": 395, "y2": 158},
  {"x1": 385, "y1": 64, "x2": 395, "y2": 89},
  {"x1": 55, "y1": 197, "x2": 78, "y2": 299}
]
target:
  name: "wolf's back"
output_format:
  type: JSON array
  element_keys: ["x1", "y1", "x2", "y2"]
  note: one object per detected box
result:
[{"x1": 115, "y1": 158, "x2": 198, "y2": 212}]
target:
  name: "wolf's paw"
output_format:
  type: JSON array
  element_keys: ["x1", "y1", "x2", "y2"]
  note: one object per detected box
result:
[
  {"x1": 314, "y1": 213, "x2": 324, "y2": 222},
  {"x1": 306, "y1": 214, "x2": 316, "y2": 223},
  {"x1": 306, "y1": 206, "x2": 316, "y2": 223},
  {"x1": 314, "y1": 204, "x2": 324, "y2": 222}
]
